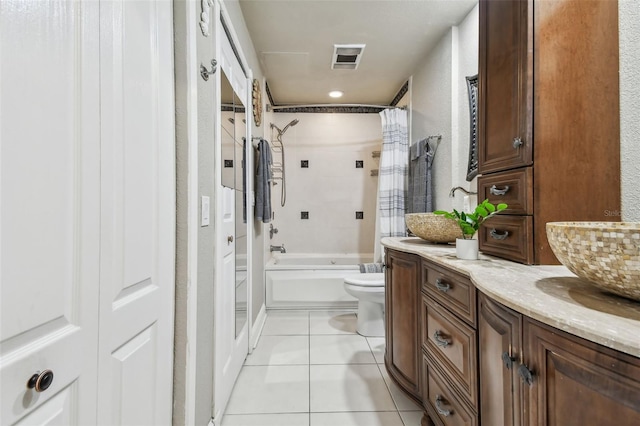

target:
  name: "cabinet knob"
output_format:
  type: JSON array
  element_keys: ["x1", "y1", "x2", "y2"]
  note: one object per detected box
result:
[
  {"x1": 435, "y1": 279, "x2": 450, "y2": 293},
  {"x1": 518, "y1": 364, "x2": 535, "y2": 386},
  {"x1": 489, "y1": 185, "x2": 510, "y2": 196},
  {"x1": 489, "y1": 229, "x2": 510, "y2": 240},
  {"x1": 27, "y1": 370, "x2": 54, "y2": 392},
  {"x1": 433, "y1": 330, "x2": 452, "y2": 348},
  {"x1": 227, "y1": 235, "x2": 234, "y2": 244},
  {"x1": 435, "y1": 395, "x2": 453, "y2": 417},
  {"x1": 512, "y1": 137, "x2": 524, "y2": 149}
]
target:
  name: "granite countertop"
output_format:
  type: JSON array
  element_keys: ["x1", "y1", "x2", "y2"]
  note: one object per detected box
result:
[{"x1": 382, "y1": 237, "x2": 640, "y2": 358}]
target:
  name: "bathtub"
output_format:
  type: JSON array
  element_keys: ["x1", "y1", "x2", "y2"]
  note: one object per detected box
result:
[{"x1": 265, "y1": 253, "x2": 374, "y2": 309}]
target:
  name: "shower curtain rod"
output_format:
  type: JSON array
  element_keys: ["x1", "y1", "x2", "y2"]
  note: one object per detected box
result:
[{"x1": 267, "y1": 104, "x2": 407, "y2": 111}]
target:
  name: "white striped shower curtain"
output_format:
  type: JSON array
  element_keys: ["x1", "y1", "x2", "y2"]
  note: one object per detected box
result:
[{"x1": 374, "y1": 108, "x2": 409, "y2": 262}]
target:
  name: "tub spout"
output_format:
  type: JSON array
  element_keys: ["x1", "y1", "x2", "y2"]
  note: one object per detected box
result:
[
  {"x1": 449, "y1": 186, "x2": 478, "y2": 198},
  {"x1": 270, "y1": 244, "x2": 286, "y2": 253}
]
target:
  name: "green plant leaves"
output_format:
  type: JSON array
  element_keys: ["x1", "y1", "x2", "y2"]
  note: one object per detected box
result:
[{"x1": 432, "y1": 199, "x2": 509, "y2": 239}]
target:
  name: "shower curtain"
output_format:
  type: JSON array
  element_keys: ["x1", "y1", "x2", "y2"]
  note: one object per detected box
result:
[{"x1": 374, "y1": 108, "x2": 409, "y2": 262}]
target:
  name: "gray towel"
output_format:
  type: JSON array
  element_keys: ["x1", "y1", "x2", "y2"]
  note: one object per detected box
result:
[
  {"x1": 408, "y1": 137, "x2": 437, "y2": 213},
  {"x1": 255, "y1": 139, "x2": 272, "y2": 223},
  {"x1": 359, "y1": 263, "x2": 384, "y2": 273}
]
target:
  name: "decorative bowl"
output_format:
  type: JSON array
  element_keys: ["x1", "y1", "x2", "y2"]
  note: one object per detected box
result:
[
  {"x1": 546, "y1": 222, "x2": 640, "y2": 302},
  {"x1": 405, "y1": 213, "x2": 462, "y2": 243}
]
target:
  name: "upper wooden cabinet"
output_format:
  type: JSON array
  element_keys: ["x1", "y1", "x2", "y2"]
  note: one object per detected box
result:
[
  {"x1": 477, "y1": 0, "x2": 621, "y2": 264},
  {"x1": 478, "y1": 0, "x2": 532, "y2": 174}
]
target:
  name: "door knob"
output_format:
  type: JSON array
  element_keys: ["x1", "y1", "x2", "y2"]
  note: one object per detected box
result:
[{"x1": 27, "y1": 370, "x2": 54, "y2": 392}]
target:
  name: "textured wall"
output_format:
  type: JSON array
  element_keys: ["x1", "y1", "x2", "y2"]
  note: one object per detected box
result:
[
  {"x1": 410, "y1": 4, "x2": 479, "y2": 212},
  {"x1": 269, "y1": 113, "x2": 382, "y2": 254},
  {"x1": 453, "y1": 5, "x2": 479, "y2": 212},
  {"x1": 620, "y1": 0, "x2": 640, "y2": 221},
  {"x1": 411, "y1": 31, "x2": 454, "y2": 211}
]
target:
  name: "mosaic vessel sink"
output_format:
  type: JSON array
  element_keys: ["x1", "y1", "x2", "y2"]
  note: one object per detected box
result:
[
  {"x1": 546, "y1": 222, "x2": 640, "y2": 302},
  {"x1": 405, "y1": 213, "x2": 462, "y2": 243}
]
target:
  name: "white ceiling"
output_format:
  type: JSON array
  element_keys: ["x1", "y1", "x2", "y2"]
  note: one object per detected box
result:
[{"x1": 239, "y1": 0, "x2": 478, "y2": 106}]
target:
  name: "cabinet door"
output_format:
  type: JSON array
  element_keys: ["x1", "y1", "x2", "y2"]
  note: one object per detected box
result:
[
  {"x1": 478, "y1": 294, "x2": 524, "y2": 426},
  {"x1": 525, "y1": 319, "x2": 640, "y2": 426},
  {"x1": 385, "y1": 250, "x2": 421, "y2": 399},
  {"x1": 478, "y1": 0, "x2": 532, "y2": 173}
]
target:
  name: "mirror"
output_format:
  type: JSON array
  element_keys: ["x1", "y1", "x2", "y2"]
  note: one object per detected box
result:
[
  {"x1": 221, "y1": 70, "x2": 248, "y2": 337},
  {"x1": 465, "y1": 74, "x2": 479, "y2": 181}
]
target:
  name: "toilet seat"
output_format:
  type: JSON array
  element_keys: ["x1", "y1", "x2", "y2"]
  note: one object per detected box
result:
[{"x1": 344, "y1": 273, "x2": 384, "y2": 287}]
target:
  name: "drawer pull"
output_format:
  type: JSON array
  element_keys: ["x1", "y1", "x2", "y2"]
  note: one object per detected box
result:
[
  {"x1": 518, "y1": 364, "x2": 535, "y2": 386},
  {"x1": 433, "y1": 330, "x2": 452, "y2": 347},
  {"x1": 502, "y1": 351, "x2": 516, "y2": 370},
  {"x1": 513, "y1": 137, "x2": 524, "y2": 149},
  {"x1": 435, "y1": 279, "x2": 450, "y2": 293},
  {"x1": 489, "y1": 184, "x2": 510, "y2": 196},
  {"x1": 490, "y1": 229, "x2": 510, "y2": 240},
  {"x1": 435, "y1": 395, "x2": 452, "y2": 417}
]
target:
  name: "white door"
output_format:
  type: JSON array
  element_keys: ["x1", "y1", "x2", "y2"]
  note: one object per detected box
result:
[
  {"x1": 213, "y1": 32, "x2": 249, "y2": 417},
  {"x1": 97, "y1": 1, "x2": 175, "y2": 425},
  {"x1": 0, "y1": 1, "x2": 101, "y2": 424}
]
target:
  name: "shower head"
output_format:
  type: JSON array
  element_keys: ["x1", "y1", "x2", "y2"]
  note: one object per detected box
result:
[{"x1": 271, "y1": 119, "x2": 299, "y2": 137}]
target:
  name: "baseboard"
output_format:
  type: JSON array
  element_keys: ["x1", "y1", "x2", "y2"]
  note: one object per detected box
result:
[{"x1": 250, "y1": 303, "x2": 267, "y2": 351}]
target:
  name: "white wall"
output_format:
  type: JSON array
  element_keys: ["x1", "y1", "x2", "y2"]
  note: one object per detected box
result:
[
  {"x1": 269, "y1": 113, "x2": 382, "y2": 254},
  {"x1": 620, "y1": 0, "x2": 640, "y2": 221},
  {"x1": 410, "y1": 4, "x2": 479, "y2": 212}
]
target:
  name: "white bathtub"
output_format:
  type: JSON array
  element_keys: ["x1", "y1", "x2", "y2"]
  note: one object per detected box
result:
[{"x1": 265, "y1": 253, "x2": 374, "y2": 309}]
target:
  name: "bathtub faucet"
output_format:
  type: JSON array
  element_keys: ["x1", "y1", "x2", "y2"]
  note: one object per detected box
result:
[{"x1": 270, "y1": 244, "x2": 286, "y2": 253}]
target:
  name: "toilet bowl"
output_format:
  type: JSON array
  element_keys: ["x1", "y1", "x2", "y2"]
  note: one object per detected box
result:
[{"x1": 344, "y1": 273, "x2": 385, "y2": 337}]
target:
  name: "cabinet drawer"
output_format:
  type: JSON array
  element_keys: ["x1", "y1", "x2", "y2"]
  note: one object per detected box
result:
[
  {"x1": 479, "y1": 215, "x2": 534, "y2": 264},
  {"x1": 423, "y1": 352, "x2": 478, "y2": 426},
  {"x1": 422, "y1": 261, "x2": 476, "y2": 327},
  {"x1": 422, "y1": 296, "x2": 478, "y2": 407},
  {"x1": 477, "y1": 167, "x2": 532, "y2": 215}
]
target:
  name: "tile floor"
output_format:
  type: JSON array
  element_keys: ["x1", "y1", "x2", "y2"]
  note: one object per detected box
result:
[{"x1": 221, "y1": 310, "x2": 424, "y2": 426}]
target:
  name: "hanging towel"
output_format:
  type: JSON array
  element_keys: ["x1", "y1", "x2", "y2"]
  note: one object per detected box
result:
[
  {"x1": 359, "y1": 263, "x2": 384, "y2": 273},
  {"x1": 255, "y1": 139, "x2": 272, "y2": 223},
  {"x1": 408, "y1": 136, "x2": 438, "y2": 213}
]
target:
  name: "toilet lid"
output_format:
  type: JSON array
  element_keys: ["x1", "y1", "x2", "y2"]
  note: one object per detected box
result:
[{"x1": 344, "y1": 273, "x2": 385, "y2": 287}]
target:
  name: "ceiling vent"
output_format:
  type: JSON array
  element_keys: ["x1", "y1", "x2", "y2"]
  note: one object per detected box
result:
[{"x1": 331, "y1": 44, "x2": 365, "y2": 70}]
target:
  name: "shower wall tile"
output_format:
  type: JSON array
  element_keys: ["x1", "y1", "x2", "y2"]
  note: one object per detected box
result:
[{"x1": 269, "y1": 113, "x2": 382, "y2": 254}]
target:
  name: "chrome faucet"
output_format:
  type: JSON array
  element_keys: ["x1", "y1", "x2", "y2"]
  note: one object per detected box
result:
[
  {"x1": 269, "y1": 223, "x2": 279, "y2": 239},
  {"x1": 449, "y1": 186, "x2": 478, "y2": 198},
  {"x1": 270, "y1": 244, "x2": 286, "y2": 253}
]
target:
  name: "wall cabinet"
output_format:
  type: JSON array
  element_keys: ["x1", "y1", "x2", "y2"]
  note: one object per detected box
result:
[
  {"x1": 384, "y1": 249, "x2": 640, "y2": 426},
  {"x1": 385, "y1": 249, "x2": 422, "y2": 401},
  {"x1": 477, "y1": 0, "x2": 621, "y2": 264}
]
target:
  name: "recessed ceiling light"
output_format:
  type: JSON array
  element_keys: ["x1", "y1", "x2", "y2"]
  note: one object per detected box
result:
[{"x1": 329, "y1": 91, "x2": 343, "y2": 98}]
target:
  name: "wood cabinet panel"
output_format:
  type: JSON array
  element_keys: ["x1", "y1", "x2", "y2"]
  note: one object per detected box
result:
[
  {"x1": 479, "y1": 215, "x2": 534, "y2": 264},
  {"x1": 385, "y1": 249, "x2": 421, "y2": 400},
  {"x1": 525, "y1": 319, "x2": 640, "y2": 426},
  {"x1": 422, "y1": 295, "x2": 478, "y2": 407},
  {"x1": 478, "y1": 293, "x2": 524, "y2": 426},
  {"x1": 477, "y1": 167, "x2": 532, "y2": 215},
  {"x1": 478, "y1": 0, "x2": 532, "y2": 174},
  {"x1": 422, "y1": 261, "x2": 476, "y2": 327},
  {"x1": 423, "y1": 352, "x2": 478, "y2": 426}
]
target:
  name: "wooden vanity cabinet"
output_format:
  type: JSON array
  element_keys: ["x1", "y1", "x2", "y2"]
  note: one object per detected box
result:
[
  {"x1": 385, "y1": 250, "x2": 640, "y2": 426},
  {"x1": 478, "y1": 293, "x2": 524, "y2": 426},
  {"x1": 479, "y1": 293, "x2": 640, "y2": 426},
  {"x1": 525, "y1": 319, "x2": 640, "y2": 426},
  {"x1": 477, "y1": 0, "x2": 621, "y2": 265},
  {"x1": 384, "y1": 249, "x2": 422, "y2": 401},
  {"x1": 421, "y1": 261, "x2": 479, "y2": 426}
]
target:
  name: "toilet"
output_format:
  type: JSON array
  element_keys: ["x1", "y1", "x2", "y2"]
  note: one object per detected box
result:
[{"x1": 343, "y1": 273, "x2": 385, "y2": 337}]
